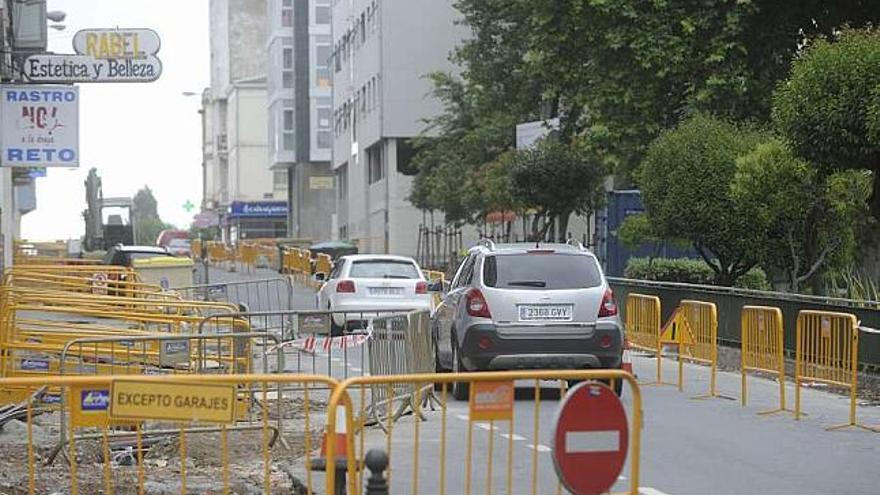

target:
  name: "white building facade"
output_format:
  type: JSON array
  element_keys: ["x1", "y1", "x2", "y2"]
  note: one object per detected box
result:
[
  {"x1": 204, "y1": 0, "x2": 287, "y2": 240},
  {"x1": 330, "y1": 0, "x2": 471, "y2": 257},
  {"x1": 267, "y1": 0, "x2": 335, "y2": 241}
]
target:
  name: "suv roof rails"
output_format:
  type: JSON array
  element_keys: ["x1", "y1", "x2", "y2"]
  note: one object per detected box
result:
[
  {"x1": 567, "y1": 238, "x2": 587, "y2": 251},
  {"x1": 479, "y1": 238, "x2": 496, "y2": 251}
]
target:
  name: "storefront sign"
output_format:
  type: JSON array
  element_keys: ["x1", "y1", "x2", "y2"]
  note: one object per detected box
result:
[
  {"x1": 73, "y1": 28, "x2": 161, "y2": 59},
  {"x1": 228, "y1": 201, "x2": 288, "y2": 218},
  {"x1": 22, "y1": 54, "x2": 162, "y2": 83},
  {"x1": 1, "y1": 86, "x2": 79, "y2": 167}
]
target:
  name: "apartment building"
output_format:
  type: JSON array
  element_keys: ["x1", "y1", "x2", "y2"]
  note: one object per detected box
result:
[
  {"x1": 203, "y1": 0, "x2": 287, "y2": 241},
  {"x1": 330, "y1": 0, "x2": 470, "y2": 256},
  {"x1": 266, "y1": 0, "x2": 335, "y2": 241}
]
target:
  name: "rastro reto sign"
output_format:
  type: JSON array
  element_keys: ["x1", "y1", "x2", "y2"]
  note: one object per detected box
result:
[{"x1": 1, "y1": 86, "x2": 79, "y2": 168}]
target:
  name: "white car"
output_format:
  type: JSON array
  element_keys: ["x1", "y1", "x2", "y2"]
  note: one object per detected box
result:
[{"x1": 316, "y1": 254, "x2": 436, "y2": 335}]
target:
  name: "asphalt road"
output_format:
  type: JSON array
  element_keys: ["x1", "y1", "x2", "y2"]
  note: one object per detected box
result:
[{"x1": 263, "y1": 273, "x2": 880, "y2": 494}]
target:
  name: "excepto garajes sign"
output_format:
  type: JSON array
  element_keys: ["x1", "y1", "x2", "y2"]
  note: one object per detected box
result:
[{"x1": 1, "y1": 86, "x2": 79, "y2": 167}]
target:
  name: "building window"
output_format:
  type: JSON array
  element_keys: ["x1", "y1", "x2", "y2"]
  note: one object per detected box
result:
[
  {"x1": 315, "y1": 0, "x2": 331, "y2": 25},
  {"x1": 283, "y1": 109, "x2": 295, "y2": 151},
  {"x1": 360, "y1": 13, "x2": 366, "y2": 43},
  {"x1": 368, "y1": 144, "x2": 385, "y2": 184},
  {"x1": 274, "y1": 169, "x2": 288, "y2": 187},
  {"x1": 282, "y1": 71, "x2": 293, "y2": 88},
  {"x1": 316, "y1": 42, "x2": 332, "y2": 88},
  {"x1": 282, "y1": 9, "x2": 293, "y2": 27},
  {"x1": 318, "y1": 131, "x2": 331, "y2": 149},
  {"x1": 337, "y1": 164, "x2": 348, "y2": 200},
  {"x1": 283, "y1": 48, "x2": 293, "y2": 69}
]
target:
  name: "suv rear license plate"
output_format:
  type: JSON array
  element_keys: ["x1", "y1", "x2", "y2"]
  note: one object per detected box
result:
[
  {"x1": 518, "y1": 304, "x2": 573, "y2": 321},
  {"x1": 369, "y1": 287, "x2": 403, "y2": 296}
]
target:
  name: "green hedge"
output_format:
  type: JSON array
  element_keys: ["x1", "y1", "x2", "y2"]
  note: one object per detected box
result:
[{"x1": 624, "y1": 257, "x2": 770, "y2": 290}]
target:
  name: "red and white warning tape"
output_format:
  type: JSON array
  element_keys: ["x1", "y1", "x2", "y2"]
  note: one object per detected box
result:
[{"x1": 268, "y1": 332, "x2": 371, "y2": 354}]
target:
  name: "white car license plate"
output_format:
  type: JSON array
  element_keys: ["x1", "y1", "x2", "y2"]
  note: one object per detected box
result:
[
  {"x1": 518, "y1": 304, "x2": 573, "y2": 321},
  {"x1": 369, "y1": 287, "x2": 403, "y2": 296}
]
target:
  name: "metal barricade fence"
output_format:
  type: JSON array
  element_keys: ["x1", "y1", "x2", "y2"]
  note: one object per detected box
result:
[
  {"x1": 5, "y1": 272, "x2": 170, "y2": 299},
  {"x1": 0, "y1": 373, "x2": 340, "y2": 495},
  {"x1": 741, "y1": 306, "x2": 789, "y2": 414},
  {"x1": 326, "y1": 370, "x2": 642, "y2": 495},
  {"x1": 365, "y1": 312, "x2": 438, "y2": 429},
  {"x1": 46, "y1": 332, "x2": 282, "y2": 466},
  {"x1": 1, "y1": 303, "x2": 250, "y2": 382},
  {"x1": 795, "y1": 310, "x2": 878, "y2": 432},
  {"x1": 172, "y1": 276, "x2": 295, "y2": 325},
  {"x1": 678, "y1": 300, "x2": 725, "y2": 399},
  {"x1": 624, "y1": 294, "x2": 666, "y2": 384},
  {"x1": 198, "y1": 309, "x2": 415, "y2": 379}
]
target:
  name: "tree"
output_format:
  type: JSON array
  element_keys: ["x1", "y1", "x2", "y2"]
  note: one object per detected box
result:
[
  {"x1": 493, "y1": 0, "x2": 880, "y2": 181},
  {"x1": 638, "y1": 114, "x2": 764, "y2": 285},
  {"x1": 731, "y1": 139, "x2": 871, "y2": 292},
  {"x1": 133, "y1": 186, "x2": 172, "y2": 245},
  {"x1": 774, "y1": 28, "x2": 880, "y2": 216},
  {"x1": 509, "y1": 139, "x2": 605, "y2": 242}
]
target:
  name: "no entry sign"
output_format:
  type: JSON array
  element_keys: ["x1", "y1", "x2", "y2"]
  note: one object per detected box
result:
[{"x1": 552, "y1": 382, "x2": 629, "y2": 495}]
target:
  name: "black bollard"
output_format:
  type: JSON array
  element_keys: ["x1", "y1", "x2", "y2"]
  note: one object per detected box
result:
[{"x1": 364, "y1": 449, "x2": 389, "y2": 495}]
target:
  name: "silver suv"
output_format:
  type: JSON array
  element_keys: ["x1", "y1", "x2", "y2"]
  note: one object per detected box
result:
[{"x1": 433, "y1": 240, "x2": 624, "y2": 399}]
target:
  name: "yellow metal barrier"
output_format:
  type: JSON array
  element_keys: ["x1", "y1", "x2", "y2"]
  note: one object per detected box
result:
[
  {"x1": 314, "y1": 253, "x2": 333, "y2": 278},
  {"x1": 191, "y1": 239, "x2": 203, "y2": 260},
  {"x1": 625, "y1": 294, "x2": 668, "y2": 385},
  {"x1": 0, "y1": 373, "x2": 338, "y2": 495},
  {"x1": 677, "y1": 300, "x2": 727, "y2": 399},
  {"x1": 326, "y1": 370, "x2": 642, "y2": 495},
  {"x1": 795, "y1": 310, "x2": 878, "y2": 432},
  {"x1": 741, "y1": 306, "x2": 790, "y2": 414}
]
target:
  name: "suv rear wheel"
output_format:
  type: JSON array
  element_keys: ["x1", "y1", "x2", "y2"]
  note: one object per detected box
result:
[{"x1": 451, "y1": 341, "x2": 470, "y2": 401}]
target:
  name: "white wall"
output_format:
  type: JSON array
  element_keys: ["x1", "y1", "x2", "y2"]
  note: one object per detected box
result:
[{"x1": 227, "y1": 84, "x2": 273, "y2": 202}]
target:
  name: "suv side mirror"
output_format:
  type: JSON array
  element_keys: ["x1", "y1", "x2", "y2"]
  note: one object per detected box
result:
[
  {"x1": 427, "y1": 280, "x2": 444, "y2": 293},
  {"x1": 314, "y1": 272, "x2": 327, "y2": 282}
]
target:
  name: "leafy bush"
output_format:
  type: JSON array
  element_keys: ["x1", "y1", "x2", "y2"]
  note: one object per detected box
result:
[{"x1": 624, "y1": 257, "x2": 770, "y2": 290}]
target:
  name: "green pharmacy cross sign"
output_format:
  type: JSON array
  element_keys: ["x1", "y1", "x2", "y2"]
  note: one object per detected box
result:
[{"x1": 182, "y1": 200, "x2": 195, "y2": 213}]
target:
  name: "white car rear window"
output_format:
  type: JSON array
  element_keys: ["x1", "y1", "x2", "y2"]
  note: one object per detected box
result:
[{"x1": 349, "y1": 260, "x2": 420, "y2": 279}]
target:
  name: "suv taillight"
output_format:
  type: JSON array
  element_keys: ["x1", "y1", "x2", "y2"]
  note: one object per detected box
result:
[
  {"x1": 598, "y1": 289, "x2": 617, "y2": 317},
  {"x1": 336, "y1": 280, "x2": 356, "y2": 293},
  {"x1": 415, "y1": 281, "x2": 428, "y2": 294},
  {"x1": 466, "y1": 288, "x2": 492, "y2": 318}
]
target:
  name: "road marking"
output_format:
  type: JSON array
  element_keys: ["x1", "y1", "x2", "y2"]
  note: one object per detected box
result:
[
  {"x1": 526, "y1": 444, "x2": 551, "y2": 453},
  {"x1": 455, "y1": 414, "x2": 470, "y2": 421},
  {"x1": 475, "y1": 423, "x2": 498, "y2": 431},
  {"x1": 640, "y1": 488, "x2": 672, "y2": 495},
  {"x1": 350, "y1": 367, "x2": 362, "y2": 372},
  {"x1": 618, "y1": 476, "x2": 627, "y2": 481},
  {"x1": 500, "y1": 433, "x2": 526, "y2": 441}
]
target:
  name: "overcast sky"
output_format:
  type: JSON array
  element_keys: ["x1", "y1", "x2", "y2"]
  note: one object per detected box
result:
[{"x1": 21, "y1": 0, "x2": 209, "y2": 240}]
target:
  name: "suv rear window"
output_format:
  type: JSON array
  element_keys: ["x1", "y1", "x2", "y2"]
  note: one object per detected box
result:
[
  {"x1": 483, "y1": 254, "x2": 602, "y2": 290},
  {"x1": 348, "y1": 260, "x2": 420, "y2": 279}
]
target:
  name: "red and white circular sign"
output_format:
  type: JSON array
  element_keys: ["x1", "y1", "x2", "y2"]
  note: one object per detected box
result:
[{"x1": 552, "y1": 381, "x2": 629, "y2": 495}]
